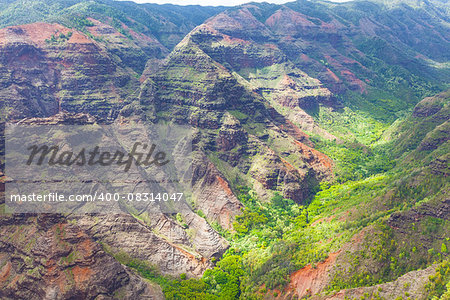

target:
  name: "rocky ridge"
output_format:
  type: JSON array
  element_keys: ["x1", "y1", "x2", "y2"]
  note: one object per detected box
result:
[{"x1": 0, "y1": 0, "x2": 448, "y2": 299}]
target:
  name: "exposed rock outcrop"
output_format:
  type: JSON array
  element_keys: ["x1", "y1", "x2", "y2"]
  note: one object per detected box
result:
[
  {"x1": 0, "y1": 23, "x2": 139, "y2": 121},
  {"x1": 0, "y1": 214, "x2": 163, "y2": 300}
]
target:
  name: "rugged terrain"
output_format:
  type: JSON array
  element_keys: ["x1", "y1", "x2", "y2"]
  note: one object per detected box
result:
[{"x1": 0, "y1": 0, "x2": 449, "y2": 299}]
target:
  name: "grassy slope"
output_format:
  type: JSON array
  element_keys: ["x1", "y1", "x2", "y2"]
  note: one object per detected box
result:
[{"x1": 118, "y1": 91, "x2": 448, "y2": 299}]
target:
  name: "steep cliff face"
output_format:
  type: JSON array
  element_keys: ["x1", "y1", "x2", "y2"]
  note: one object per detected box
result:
[
  {"x1": 84, "y1": 17, "x2": 169, "y2": 73},
  {"x1": 0, "y1": 214, "x2": 164, "y2": 300},
  {"x1": 184, "y1": 23, "x2": 337, "y2": 135},
  {"x1": 0, "y1": 23, "x2": 139, "y2": 121},
  {"x1": 143, "y1": 30, "x2": 333, "y2": 204},
  {"x1": 73, "y1": 214, "x2": 225, "y2": 277},
  {"x1": 0, "y1": 0, "x2": 226, "y2": 52},
  {"x1": 0, "y1": 14, "x2": 335, "y2": 297},
  {"x1": 201, "y1": 1, "x2": 449, "y2": 120},
  {"x1": 0, "y1": 22, "x2": 237, "y2": 290},
  {"x1": 1, "y1": 111, "x2": 232, "y2": 281},
  {"x1": 0, "y1": 0, "x2": 448, "y2": 299}
]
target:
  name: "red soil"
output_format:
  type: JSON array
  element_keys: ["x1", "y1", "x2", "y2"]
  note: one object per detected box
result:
[
  {"x1": 78, "y1": 239, "x2": 94, "y2": 259},
  {"x1": 324, "y1": 55, "x2": 368, "y2": 94},
  {"x1": 286, "y1": 251, "x2": 340, "y2": 298},
  {"x1": 326, "y1": 68, "x2": 341, "y2": 83},
  {"x1": 216, "y1": 176, "x2": 234, "y2": 197},
  {"x1": 0, "y1": 22, "x2": 92, "y2": 46},
  {"x1": 0, "y1": 262, "x2": 12, "y2": 284},
  {"x1": 294, "y1": 140, "x2": 333, "y2": 171},
  {"x1": 300, "y1": 54, "x2": 314, "y2": 63},
  {"x1": 266, "y1": 7, "x2": 315, "y2": 28},
  {"x1": 72, "y1": 266, "x2": 93, "y2": 285},
  {"x1": 222, "y1": 33, "x2": 251, "y2": 45}
]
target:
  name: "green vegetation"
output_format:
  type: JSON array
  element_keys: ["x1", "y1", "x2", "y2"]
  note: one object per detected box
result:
[
  {"x1": 67, "y1": 16, "x2": 94, "y2": 31},
  {"x1": 45, "y1": 31, "x2": 72, "y2": 44},
  {"x1": 425, "y1": 260, "x2": 450, "y2": 299},
  {"x1": 313, "y1": 139, "x2": 394, "y2": 182},
  {"x1": 119, "y1": 186, "x2": 355, "y2": 298},
  {"x1": 0, "y1": 1, "x2": 448, "y2": 299},
  {"x1": 315, "y1": 106, "x2": 389, "y2": 144},
  {"x1": 122, "y1": 92, "x2": 447, "y2": 299},
  {"x1": 114, "y1": 250, "x2": 244, "y2": 300},
  {"x1": 311, "y1": 105, "x2": 396, "y2": 182}
]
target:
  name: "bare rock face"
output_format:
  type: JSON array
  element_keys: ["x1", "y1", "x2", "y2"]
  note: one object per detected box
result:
[
  {"x1": 203, "y1": 6, "x2": 360, "y2": 96},
  {"x1": 413, "y1": 93, "x2": 449, "y2": 118},
  {"x1": 2, "y1": 112, "x2": 232, "y2": 282},
  {"x1": 0, "y1": 22, "x2": 235, "y2": 286},
  {"x1": 191, "y1": 152, "x2": 243, "y2": 230},
  {"x1": 0, "y1": 12, "x2": 336, "y2": 297},
  {"x1": 0, "y1": 1, "x2": 449, "y2": 298},
  {"x1": 73, "y1": 213, "x2": 228, "y2": 278},
  {"x1": 0, "y1": 23, "x2": 139, "y2": 121},
  {"x1": 216, "y1": 114, "x2": 248, "y2": 152},
  {"x1": 201, "y1": 1, "x2": 449, "y2": 118},
  {"x1": 247, "y1": 138, "x2": 317, "y2": 203},
  {"x1": 188, "y1": 24, "x2": 337, "y2": 112},
  {"x1": 0, "y1": 214, "x2": 163, "y2": 300},
  {"x1": 145, "y1": 29, "x2": 333, "y2": 204},
  {"x1": 18, "y1": 111, "x2": 96, "y2": 125},
  {"x1": 85, "y1": 17, "x2": 169, "y2": 74},
  {"x1": 388, "y1": 198, "x2": 450, "y2": 234}
]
